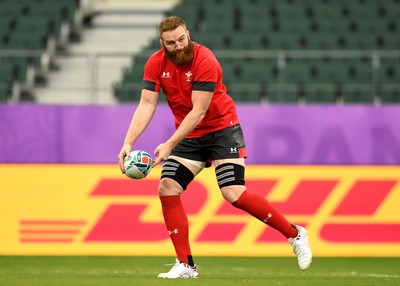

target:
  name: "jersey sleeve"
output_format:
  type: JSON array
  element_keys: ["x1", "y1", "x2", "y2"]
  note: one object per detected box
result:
[
  {"x1": 142, "y1": 55, "x2": 162, "y2": 92},
  {"x1": 192, "y1": 51, "x2": 218, "y2": 92}
]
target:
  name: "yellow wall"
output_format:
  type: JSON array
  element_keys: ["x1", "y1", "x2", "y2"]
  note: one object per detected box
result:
[{"x1": 1, "y1": 164, "x2": 399, "y2": 256}]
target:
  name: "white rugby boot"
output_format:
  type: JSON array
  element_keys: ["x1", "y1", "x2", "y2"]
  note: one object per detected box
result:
[
  {"x1": 288, "y1": 225, "x2": 312, "y2": 271},
  {"x1": 157, "y1": 259, "x2": 199, "y2": 279}
]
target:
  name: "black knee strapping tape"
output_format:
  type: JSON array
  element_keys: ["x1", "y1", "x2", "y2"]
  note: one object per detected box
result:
[
  {"x1": 215, "y1": 163, "x2": 245, "y2": 188},
  {"x1": 161, "y1": 159, "x2": 194, "y2": 190}
]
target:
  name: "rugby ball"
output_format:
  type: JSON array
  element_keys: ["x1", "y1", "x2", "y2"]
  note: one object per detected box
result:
[{"x1": 123, "y1": 150, "x2": 153, "y2": 179}]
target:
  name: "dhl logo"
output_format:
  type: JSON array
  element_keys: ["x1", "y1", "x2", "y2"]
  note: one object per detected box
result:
[
  {"x1": 19, "y1": 171, "x2": 400, "y2": 243},
  {"x1": 2, "y1": 165, "x2": 400, "y2": 256}
]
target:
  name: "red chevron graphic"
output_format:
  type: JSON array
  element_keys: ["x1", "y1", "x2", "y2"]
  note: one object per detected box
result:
[
  {"x1": 322, "y1": 180, "x2": 400, "y2": 242},
  {"x1": 85, "y1": 179, "x2": 208, "y2": 241},
  {"x1": 82, "y1": 178, "x2": 399, "y2": 243},
  {"x1": 19, "y1": 220, "x2": 86, "y2": 243}
]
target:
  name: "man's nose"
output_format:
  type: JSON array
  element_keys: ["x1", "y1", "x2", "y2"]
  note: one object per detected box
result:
[{"x1": 175, "y1": 42, "x2": 184, "y2": 50}]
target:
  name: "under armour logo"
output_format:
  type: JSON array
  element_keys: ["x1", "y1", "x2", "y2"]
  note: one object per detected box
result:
[
  {"x1": 262, "y1": 213, "x2": 273, "y2": 223},
  {"x1": 168, "y1": 229, "x2": 179, "y2": 235},
  {"x1": 162, "y1": 72, "x2": 171, "y2": 78},
  {"x1": 230, "y1": 147, "x2": 237, "y2": 153}
]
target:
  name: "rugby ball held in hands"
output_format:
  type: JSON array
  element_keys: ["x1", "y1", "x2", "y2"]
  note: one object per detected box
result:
[{"x1": 123, "y1": 150, "x2": 153, "y2": 179}]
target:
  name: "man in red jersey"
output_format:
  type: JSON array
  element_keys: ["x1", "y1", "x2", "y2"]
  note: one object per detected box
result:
[{"x1": 118, "y1": 16, "x2": 312, "y2": 279}]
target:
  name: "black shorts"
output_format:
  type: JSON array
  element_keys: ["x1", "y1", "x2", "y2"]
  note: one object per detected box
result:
[{"x1": 170, "y1": 124, "x2": 247, "y2": 166}]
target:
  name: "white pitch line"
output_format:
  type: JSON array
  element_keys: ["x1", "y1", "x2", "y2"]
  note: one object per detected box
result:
[
  {"x1": 329, "y1": 271, "x2": 400, "y2": 279},
  {"x1": 365, "y1": 273, "x2": 400, "y2": 279}
]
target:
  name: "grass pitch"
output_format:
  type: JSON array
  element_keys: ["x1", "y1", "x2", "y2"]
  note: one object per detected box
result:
[{"x1": 0, "y1": 256, "x2": 399, "y2": 286}]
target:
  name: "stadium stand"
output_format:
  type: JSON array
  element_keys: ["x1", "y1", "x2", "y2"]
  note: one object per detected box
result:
[
  {"x1": 113, "y1": 0, "x2": 400, "y2": 104},
  {"x1": 1, "y1": 0, "x2": 399, "y2": 104},
  {"x1": 0, "y1": 0, "x2": 83, "y2": 101}
]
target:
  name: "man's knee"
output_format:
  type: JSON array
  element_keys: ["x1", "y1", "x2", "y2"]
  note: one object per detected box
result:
[
  {"x1": 159, "y1": 159, "x2": 195, "y2": 196},
  {"x1": 215, "y1": 163, "x2": 246, "y2": 203},
  {"x1": 215, "y1": 163, "x2": 245, "y2": 188},
  {"x1": 220, "y1": 185, "x2": 246, "y2": 203},
  {"x1": 158, "y1": 177, "x2": 183, "y2": 196}
]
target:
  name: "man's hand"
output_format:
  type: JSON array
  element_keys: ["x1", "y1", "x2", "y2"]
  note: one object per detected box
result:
[
  {"x1": 153, "y1": 142, "x2": 173, "y2": 166},
  {"x1": 118, "y1": 143, "x2": 132, "y2": 173}
]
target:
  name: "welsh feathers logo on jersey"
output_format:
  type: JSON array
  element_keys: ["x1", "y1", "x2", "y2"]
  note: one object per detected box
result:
[{"x1": 185, "y1": 71, "x2": 192, "y2": 82}]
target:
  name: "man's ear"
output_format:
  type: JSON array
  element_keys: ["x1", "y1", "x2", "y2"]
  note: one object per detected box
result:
[{"x1": 159, "y1": 39, "x2": 164, "y2": 48}]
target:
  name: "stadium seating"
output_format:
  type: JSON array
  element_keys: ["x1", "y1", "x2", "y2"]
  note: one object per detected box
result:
[
  {"x1": 380, "y1": 57, "x2": 400, "y2": 103},
  {"x1": 0, "y1": 0, "x2": 81, "y2": 102},
  {"x1": 0, "y1": 63, "x2": 15, "y2": 101},
  {"x1": 113, "y1": 0, "x2": 399, "y2": 104},
  {"x1": 2, "y1": 1, "x2": 398, "y2": 104}
]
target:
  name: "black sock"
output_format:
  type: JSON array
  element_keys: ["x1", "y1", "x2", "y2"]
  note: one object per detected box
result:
[{"x1": 187, "y1": 255, "x2": 195, "y2": 267}]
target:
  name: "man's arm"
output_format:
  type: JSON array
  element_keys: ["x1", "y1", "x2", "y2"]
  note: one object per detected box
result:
[
  {"x1": 153, "y1": 90, "x2": 213, "y2": 166},
  {"x1": 118, "y1": 89, "x2": 159, "y2": 172}
]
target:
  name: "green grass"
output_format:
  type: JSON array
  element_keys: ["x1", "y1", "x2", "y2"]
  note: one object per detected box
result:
[{"x1": 0, "y1": 256, "x2": 399, "y2": 286}]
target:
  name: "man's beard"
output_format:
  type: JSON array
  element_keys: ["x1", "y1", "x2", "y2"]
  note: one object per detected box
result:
[{"x1": 165, "y1": 41, "x2": 194, "y2": 65}]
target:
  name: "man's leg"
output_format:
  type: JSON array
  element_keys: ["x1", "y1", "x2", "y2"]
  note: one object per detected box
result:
[
  {"x1": 157, "y1": 158, "x2": 202, "y2": 278},
  {"x1": 232, "y1": 189, "x2": 298, "y2": 238},
  {"x1": 160, "y1": 195, "x2": 193, "y2": 265},
  {"x1": 215, "y1": 160, "x2": 312, "y2": 270}
]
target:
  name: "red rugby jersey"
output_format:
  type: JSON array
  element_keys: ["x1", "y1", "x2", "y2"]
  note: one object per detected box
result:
[{"x1": 142, "y1": 42, "x2": 240, "y2": 138}]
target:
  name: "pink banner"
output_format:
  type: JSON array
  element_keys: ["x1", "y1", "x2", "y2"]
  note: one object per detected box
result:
[{"x1": 1, "y1": 104, "x2": 400, "y2": 164}]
